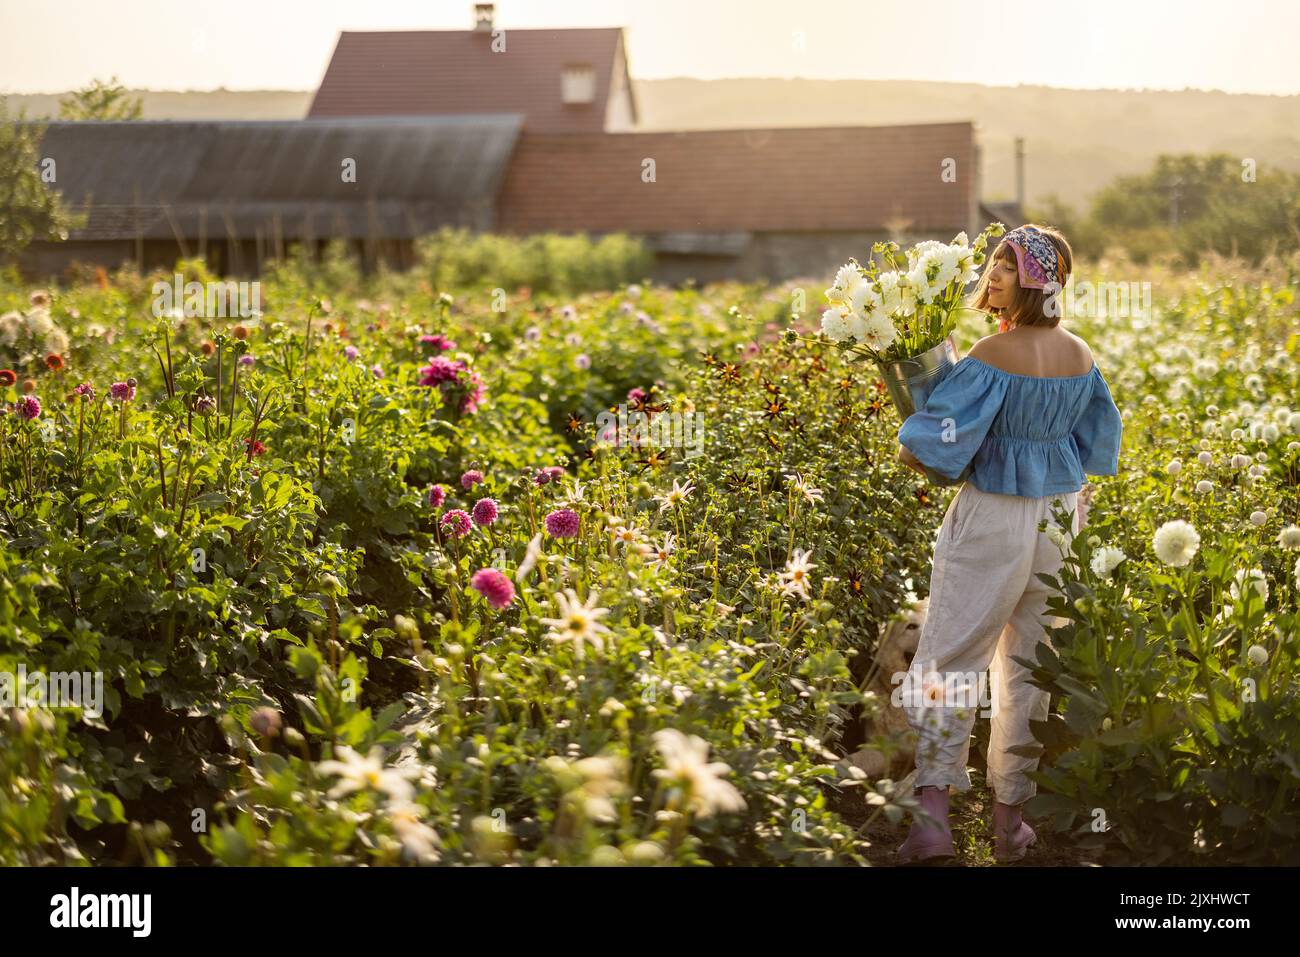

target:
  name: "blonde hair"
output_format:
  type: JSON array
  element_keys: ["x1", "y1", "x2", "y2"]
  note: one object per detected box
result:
[{"x1": 971, "y1": 224, "x2": 1073, "y2": 329}]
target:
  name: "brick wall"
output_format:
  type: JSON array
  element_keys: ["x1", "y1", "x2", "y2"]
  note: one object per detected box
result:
[{"x1": 496, "y1": 123, "x2": 975, "y2": 234}]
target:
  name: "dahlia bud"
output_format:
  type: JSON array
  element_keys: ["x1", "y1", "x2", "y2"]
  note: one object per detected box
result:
[
  {"x1": 393, "y1": 614, "x2": 420, "y2": 642},
  {"x1": 250, "y1": 707, "x2": 282, "y2": 738}
]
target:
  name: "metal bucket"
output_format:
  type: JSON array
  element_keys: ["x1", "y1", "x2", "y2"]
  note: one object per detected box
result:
[{"x1": 881, "y1": 333, "x2": 971, "y2": 486}]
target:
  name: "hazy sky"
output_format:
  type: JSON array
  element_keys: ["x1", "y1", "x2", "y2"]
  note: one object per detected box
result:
[{"x1": 2, "y1": 0, "x2": 1298, "y2": 95}]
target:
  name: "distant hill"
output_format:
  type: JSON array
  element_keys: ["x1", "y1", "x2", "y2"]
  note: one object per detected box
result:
[
  {"x1": 634, "y1": 80, "x2": 1300, "y2": 210},
  {"x1": 6, "y1": 79, "x2": 1298, "y2": 210}
]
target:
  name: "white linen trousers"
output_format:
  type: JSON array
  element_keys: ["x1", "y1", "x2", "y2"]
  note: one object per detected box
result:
[{"x1": 901, "y1": 481, "x2": 1080, "y2": 806}]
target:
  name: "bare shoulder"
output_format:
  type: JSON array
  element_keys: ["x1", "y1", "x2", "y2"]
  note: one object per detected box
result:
[
  {"x1": 1062, "y1": 329, "x2": 1096, "y2": 366},
  {"x1": 966, "y1": 334, "x2": 1002, "y2": 361},
  {"x1": 967, "y1": 327, "x2": 1095, "y2": 376}
]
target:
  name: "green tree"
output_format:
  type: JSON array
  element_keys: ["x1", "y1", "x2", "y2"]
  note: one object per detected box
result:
[
  {"x1": 0, "y1": 100, "x2": 83, "y2": 257},
  {"x1": 1176, "y1": 168, "x2": 1300, "y2": 264},
  {"x1": 1091, "y1": 154, "x2": 1237, "y2": 233},
  {"x1": 1085, "y1": 153, "x2": 1300, "y2": 265},
  {"x1": 58, "y1": 76, "x2": 143, "y2": 121}
]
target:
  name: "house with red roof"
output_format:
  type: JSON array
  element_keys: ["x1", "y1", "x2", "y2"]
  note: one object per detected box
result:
[
  {"x1": 22, "y1": 3, "x2": 983, "y2": 283},
  {"x1": 309, "y1": 7, "x2": 637, "y2": 133}
]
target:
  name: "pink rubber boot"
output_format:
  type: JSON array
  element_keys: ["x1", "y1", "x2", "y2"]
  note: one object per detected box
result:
[
  {"x1": 993, "y1": 800, "x2": 1037, "y2": 862},
  {"x1": 897, "y1": 785, "x2": 955, "y2": 864}
]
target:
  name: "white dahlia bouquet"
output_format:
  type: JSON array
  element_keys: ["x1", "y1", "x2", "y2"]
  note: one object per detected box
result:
[{"x1": 819, "y1": 222, "x2": 1005, "y2": 366}]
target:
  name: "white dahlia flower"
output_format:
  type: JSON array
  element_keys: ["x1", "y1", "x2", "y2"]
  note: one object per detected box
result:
[
  {"x1": 1090, "y1": 545, "x2": 1127, "y2": 580},
  {"x1": 1229, "y1": 567, "x2": 1268, "y2": 604},
  {"x1": 820, "y1": 306, "x2": 853, "y2": 342},
  {"x1": 1152, "y1": 519, "x2": 1200, "y2": 567},
  {"x1": 858, "y1": 313, "x2": 898, "y2": 351}
]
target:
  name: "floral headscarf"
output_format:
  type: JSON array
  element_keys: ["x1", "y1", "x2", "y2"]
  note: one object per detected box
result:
[{"x1": 1001, "y1": 226, "x2": 1067, "y2": 290}]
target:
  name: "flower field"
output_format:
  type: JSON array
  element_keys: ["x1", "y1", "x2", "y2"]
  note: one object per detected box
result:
[{"x1": 2, "y1": 249, "x2": 1299, "y2": 866}]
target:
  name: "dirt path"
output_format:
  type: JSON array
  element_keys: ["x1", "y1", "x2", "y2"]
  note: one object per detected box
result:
[{"x1": 831, "y1": 785, "x2": 1103, "y2": 866}]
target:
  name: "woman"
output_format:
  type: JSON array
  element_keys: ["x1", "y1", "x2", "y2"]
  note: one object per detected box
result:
[{"x1": 892, "y1": 224, "x2": 1123, "y2": 864}]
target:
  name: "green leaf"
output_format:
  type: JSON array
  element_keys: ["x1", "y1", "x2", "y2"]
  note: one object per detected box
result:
[{"x1": 1220, "y1": 805, "x2": 1250, "y2": 828}]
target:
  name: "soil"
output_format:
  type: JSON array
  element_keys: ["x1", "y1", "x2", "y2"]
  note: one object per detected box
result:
[
  {"x1": 826, "y1": 747, "x2": 1112, "y2": 867},
  {"x1": 829, "y1": 776, "x2": 1104, "y2": 867}
]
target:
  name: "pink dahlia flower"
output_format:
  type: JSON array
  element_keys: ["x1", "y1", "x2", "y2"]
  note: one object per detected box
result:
[
  {"x1": 534, "y1": 466, "x2": 565, "y2": 486},
  {"x1": 470, "y1": 568, "x2": 515, "y2": 609},
  {"x1": 419, "y1": 356, "x2": 487, "y2": 415},
  {"x1": 418, "y1": 356, "x2": 462, "y2": 386},
  {"x1": 544, "y1": 508, "x2": 580, "y2": 538},
  {"x1": 458, "y1": 369, "x2": 486, "y2": 414},
  {"x1": 472, "y1": 497, "x2": 499, "y2": 526},
  {"x1": 419, "y1": 334, "x2": 456, "y2": 352},
  {"x1": 440, "y1": 509, "x2": 472, "y2": 538}
]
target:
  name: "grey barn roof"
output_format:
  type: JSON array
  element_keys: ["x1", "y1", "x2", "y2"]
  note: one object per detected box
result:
[{"x1": 34, "y1": 116, "x2": 525, "y2": 241}]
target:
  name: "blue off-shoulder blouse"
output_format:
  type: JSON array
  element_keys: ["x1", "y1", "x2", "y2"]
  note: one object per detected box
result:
[{"x1": 897, "y1": 355, "x2": 1123, "y2": 497}]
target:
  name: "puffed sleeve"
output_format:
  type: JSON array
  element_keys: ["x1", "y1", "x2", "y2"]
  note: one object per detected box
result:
[
  {"x1": 897, "y1": 358, "x2": 1010, "y2": 481},
  {"x1": 1071, "y1": 369, "x2": 1123, "y2": 476}
]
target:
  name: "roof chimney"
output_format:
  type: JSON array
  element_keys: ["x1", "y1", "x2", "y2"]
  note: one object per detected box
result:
[{"x1": 473, "y1": 3, "x2": 494, "y2": 32}]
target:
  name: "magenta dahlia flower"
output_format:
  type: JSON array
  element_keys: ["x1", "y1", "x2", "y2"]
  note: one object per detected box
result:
[
  {"x1": 17, "y1": 395, "x2": 41, "y2": 420},
  {"x1": 418, "y1": 356, "x2": 461, "y2": 386},
  {"x1": 460, "y1": 469, "x2": 484, "y2": 490},
  {"x1": 344, "y1": 345, "x2": 360, "y2": 361},
  {"x1": 470, "y1": 568, "x2": 515, "y2": 609},
  {"x1": 427, "y1": 484, "x2": 447, "y2": 508},
  {"x1": 109, "y1": 381, "x2": 135, "y2": 402},
  {"x1": 419, "y1": 334, "x2": 456, "y2": 352},
  {"x1": 458, "y1": 369, "x2": 486, "y2": 414},
  {"x1": 544, "y1": 508, "x2": 580, "y2": 538},
  {"x1": 73, "y1": 382, "x2": 95, "y2": 401},
  {"x1": 472, "y1": 497, "x2": 499, "y2": 526},
  {"x1": 440, "y1": 509, "x2": 472, "y2": 538},
  {"x1": 534, "y1": 465, "x2": 566, "y2": 486},
  {"x1": 418, "y1": 356, "x2": 486, "y2": 415}
]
